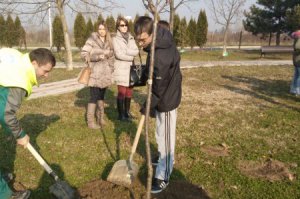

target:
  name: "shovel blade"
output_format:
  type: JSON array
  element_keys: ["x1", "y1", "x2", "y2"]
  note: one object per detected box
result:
[
  {"x1": 49, "y1": 179, "x2": 76, "y2": 199},
  {"x1": 107, "y1": 160, "x2": 139, "y2": 187}
]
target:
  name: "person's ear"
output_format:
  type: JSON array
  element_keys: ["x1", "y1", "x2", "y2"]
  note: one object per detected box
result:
[{"x1": 31, "y1": 60, "x2": 38, "y2": 68}]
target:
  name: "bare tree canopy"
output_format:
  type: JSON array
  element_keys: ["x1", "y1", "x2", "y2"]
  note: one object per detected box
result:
[
  {"x1": 0, "y1": 0, "x2": 118, "y2": 15},
  {"x1": 207, "y1": 0, "x2": 246, "y2": 56},
  {"x1": 0, "y1": 0, "x2": 119, "y2": 70}
]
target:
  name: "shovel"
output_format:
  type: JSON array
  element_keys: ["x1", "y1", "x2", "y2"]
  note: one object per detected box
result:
[
  {"x1": 107, "y1": 115, "x2": 145, "y2": 187},
  {"x1": 27, "y1": 143, "x2": 76, "y2": 199}
]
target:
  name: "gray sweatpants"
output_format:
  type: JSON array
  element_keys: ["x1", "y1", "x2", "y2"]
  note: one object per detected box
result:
[{"x1": 155, "y1": 109, "x2": 177, "y2": 181}]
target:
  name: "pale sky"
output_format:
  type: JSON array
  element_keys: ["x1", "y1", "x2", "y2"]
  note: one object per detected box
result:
[
  {"x1": 24, "y1": 0, "x2": 257, "y2": 32},
  {"x1": 110, "y1": 0, "x2": 257, "y2": 31}
]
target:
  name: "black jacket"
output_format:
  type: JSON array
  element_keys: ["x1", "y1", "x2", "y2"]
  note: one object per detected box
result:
[{"x1": 143, "y1": 26, "x2": 182, "y2": 112}]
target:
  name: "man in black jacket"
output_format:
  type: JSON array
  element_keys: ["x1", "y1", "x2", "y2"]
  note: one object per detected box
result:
[{"x1": 134, "y1": 16, "x2": 182, "y2": 194}]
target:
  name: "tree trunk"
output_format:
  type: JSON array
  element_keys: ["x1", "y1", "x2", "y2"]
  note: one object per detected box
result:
[
  {"x1": 268, "y1": 32, "x2": 272, "y2": 46},
  {"x1": 222, "y1": 25, "x2": 229, "y2": 56},
  {"x1": 238, "y1": 31, "x2": 243, "y2": 49},
  {"x1": 276, "y1": 32, "x2": 281, "y2": 46},
  {"x1": 56, "y1": 0, "x2": 73, "y2": 70},
  {"x1": 169, "y1": 0, "x2": 174, "y2": 33}
]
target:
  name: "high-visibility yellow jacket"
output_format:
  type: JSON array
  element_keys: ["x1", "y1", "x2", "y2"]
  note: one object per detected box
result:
[
  {"x1": 0, "y1": 48, "x2": 37, "y2": 139},
  {"x1": 0, "y1": 48, "x2": 37, "y2": 96}
]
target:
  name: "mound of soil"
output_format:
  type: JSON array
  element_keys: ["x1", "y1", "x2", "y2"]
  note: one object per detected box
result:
[
  {"x1": 238, "y1": 159, "x2": 296, "y2": 182},
  {"x1": 78, "y1": 179, "x2": 210, "y2": 199}
]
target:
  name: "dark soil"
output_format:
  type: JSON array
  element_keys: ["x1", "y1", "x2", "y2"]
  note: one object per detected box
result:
[
  {"x1": 78, "y1": 179, "x2": 210, "y2": 199},
  {"x1": 238, "y1": 159, "x2": 296, "y2": 182}
]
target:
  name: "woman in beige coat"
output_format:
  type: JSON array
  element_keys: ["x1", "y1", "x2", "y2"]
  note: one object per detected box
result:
[
  {"x1": 81, "y1": 21, "x2": 114, "y2": 129},
  {"x1": 113, "y1": 16, "x2": 139, "y2": 121}
]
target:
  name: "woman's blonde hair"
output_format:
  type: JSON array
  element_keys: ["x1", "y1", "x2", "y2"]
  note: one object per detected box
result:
[{"x1": 98, "y1": 21, "x2": 113, "y2": 49}]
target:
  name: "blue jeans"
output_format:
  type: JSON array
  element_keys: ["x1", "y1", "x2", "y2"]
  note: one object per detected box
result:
[{"x1": 290, "y1": 67, "x2": 300, "y2": 95}]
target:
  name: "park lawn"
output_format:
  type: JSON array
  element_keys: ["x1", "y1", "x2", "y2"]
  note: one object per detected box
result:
[
  {"x1": 18, "y1": 48, "x2": 292, "y2": 63},
  {"x1": 65, "y1": 49, "x2": 292, "y2": 62},
  {"x1": 37, "y1": 48, "x2": 292, "y2": 84},
  {"x1": 0, "y1": 65, "x2": 299, "y2": 198},
  {"x1": 37, "y1": 68, "x2": 82, "y2": 84},
  {"x1": 180, "y1": 49, "x2": 292, "y2": 61}
]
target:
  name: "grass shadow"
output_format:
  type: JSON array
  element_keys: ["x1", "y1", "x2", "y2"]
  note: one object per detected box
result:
[
  {"x1": 0, "y1": 113, "x2": 60, "y2": 196},
  {"x1": 221, "y1": 75, "x2": 300, "y2": 111},
  {"x1": 31, "y1": 164, "x2": 80, "y2": 199}
]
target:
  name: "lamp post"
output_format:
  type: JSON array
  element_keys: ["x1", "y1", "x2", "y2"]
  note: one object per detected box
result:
[{"x1": 48, "y1": 2, "x2": 52, "y2": 49}]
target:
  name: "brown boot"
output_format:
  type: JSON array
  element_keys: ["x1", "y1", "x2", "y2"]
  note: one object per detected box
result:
[
  {"x1": 96, "y1": 100, "x2": 106, "y2": 127},
  {"x1": 87, "y1": 103, "x2": 100, "y2": 129}
]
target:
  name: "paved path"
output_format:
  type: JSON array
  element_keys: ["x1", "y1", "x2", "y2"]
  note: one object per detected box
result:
[{"x1": 29, "y1": 60, "x2": 293, "y2": 100}]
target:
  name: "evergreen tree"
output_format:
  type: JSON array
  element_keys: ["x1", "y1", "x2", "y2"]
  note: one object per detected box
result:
[
  {"x1": 196, "y1": 10, "x2": 208, "y2": 48},
  {"x1": 286, "y1": 5, "x2": 300, "y2": 31},
  {"x1": 86, "y1": 18, "x2": 93, "y2": 39},
  {"x1": 74, "y1": 13, "x2": 87, "y2": 49},
  {"x1": 106, "y1": 15, "x2": 116, "y2": 33},
  {"x1": 14, "y1": 16, "x2": 22, "y2": 46},
  {"x1": 173, "y1": 14, "x2": 181, "y2": 46},
  {"x1": 243, "y1": 0, "x2": 299, "y2": 45},
  {"x1": 94, "y1": 14, "x2": 104, "y2": 31},
  {"x1": 0, "y1": 15, "x2": 5, "y2": 47},
  {"x1": 20, "y1": 26, "x2": 27, "y2": 49},
  {"x1": 187, "y1": 18, "x2": 197, "y2": 49},
  {"x1": 5, "y1": 15, "x2": 15, "y2": 47},
  {"x1": 179, "y1": 17, "x2": 188, "y2": 49},
  {"x1": 53, "y1": 15, "x2": 64, "y2": 52},
  {"x1": 128, "y1": 20, "x2": 134, "y2": 36},
  {"x1": 134, "y1": 14, "x2": 140, "y2": 24}
]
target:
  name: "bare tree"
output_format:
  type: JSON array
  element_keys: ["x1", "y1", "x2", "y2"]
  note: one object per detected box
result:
[
  {"x1": 208, "y1": 0, "x2": 246, "y2": 56},
  {"x1": 141, "y1": 1, "x2": 168, "y2": 198},
  {"x1": 168, "y1": 0, "x2": 198, "y2": 32},
  {"x1": 0, "y1": 0, "x2": 118, "y2": 70}
]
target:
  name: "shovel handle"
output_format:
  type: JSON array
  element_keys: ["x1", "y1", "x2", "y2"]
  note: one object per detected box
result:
[
  {"x1": 129, "y1": 115, "x2": 145, "y2": 163},
  {"x1": 27, "y1": 143, "x2": 59, "y2": 181}
]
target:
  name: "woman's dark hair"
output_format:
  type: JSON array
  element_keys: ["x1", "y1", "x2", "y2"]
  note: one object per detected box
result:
[
  {"x1": 134, "y1": 16, "x2": 153, "y2": 36},
  {"x1": 116, "y1": 16, "x2": 129, "y2": 31},
  {"x1": 158, "y1": 20, "x2": 170, "y2": 30},
  {"x1": 29, "y1": 48, "x2": 56, "y2": 67}
]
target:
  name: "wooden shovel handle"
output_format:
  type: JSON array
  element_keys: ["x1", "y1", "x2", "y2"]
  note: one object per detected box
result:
[
  {"x1": 27, "y1": 143, "x2": 58, "y2": 180},
  {"x1": 129, "y1": 115, "x2": 145, "y2": 162}
]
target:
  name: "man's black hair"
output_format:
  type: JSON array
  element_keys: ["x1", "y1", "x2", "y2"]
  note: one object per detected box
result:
[
  {"x1": 29, "y1": 48, "x2": 56, "y2": 67},
  {"x1": 158, "y1": 20, "x2": 170, "y2": 30},
  {"x1": 134, "y1": 16, "x2": 153, "y2": 36}
]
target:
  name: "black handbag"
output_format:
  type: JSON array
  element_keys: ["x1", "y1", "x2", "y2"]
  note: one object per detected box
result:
[{"x1": 129, "y1": 52, "x2": 148, "y2": 87}]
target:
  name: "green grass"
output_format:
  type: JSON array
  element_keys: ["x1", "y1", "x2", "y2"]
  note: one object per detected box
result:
[
  {"x1": 18, "y1": 48, "x2": 292, "y2": 63},
  {"x1": 1, "y1": 65, "x2": 300, "y2": 198},
  {"x1": 179, "y1": 49, "x2": 292, "y2": 61},
  {"x1": 38, "y1": 68, "x2": 82, "y2": 84}
]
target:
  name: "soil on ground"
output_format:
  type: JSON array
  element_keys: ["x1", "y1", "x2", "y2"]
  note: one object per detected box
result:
[
  {"x1": 238, "y1": 159, "x2": 296, "y2": 182},
  {"x1": 78, "y1": 178, "x2": 211, "y2": 199}
]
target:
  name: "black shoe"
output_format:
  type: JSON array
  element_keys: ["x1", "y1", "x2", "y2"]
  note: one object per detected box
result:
[
  {"x1": 124, "y1": 98, "x2": 135, "y2": 120},
  {"x1": 152, "y1": 156, "x2": 160, "y2": 166},
  {"x1": 151, "y1": 178, "x2": 169, "y2": 194},
  {"x1": 117, "y1": 99, "x2": 127, "y2": 121},
  {"x1": 11, "y1": 190, "x2": 31, "y2": 199}
]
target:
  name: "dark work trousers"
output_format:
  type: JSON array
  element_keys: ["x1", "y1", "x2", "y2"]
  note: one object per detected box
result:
[{"x1": 89, "y1": 87, "x2": 107, "y2": 103}]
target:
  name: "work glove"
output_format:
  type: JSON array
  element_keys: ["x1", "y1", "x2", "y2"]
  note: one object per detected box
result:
[{"x1": 140, "y1": 102, "x2": 156, "y2": 118}]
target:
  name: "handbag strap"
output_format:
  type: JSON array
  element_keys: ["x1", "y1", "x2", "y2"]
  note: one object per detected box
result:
[{"x1": 132, "y1": 50, "x2": 143, "y2": 66}]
